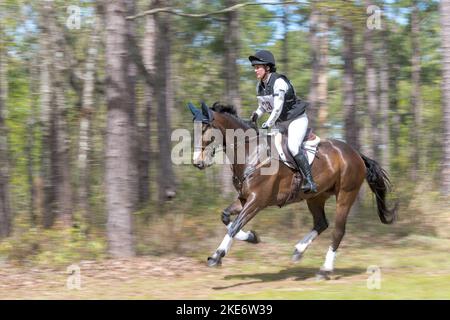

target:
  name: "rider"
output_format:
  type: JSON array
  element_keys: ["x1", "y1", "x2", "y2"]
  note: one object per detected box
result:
[{"x1": 249, "y1": 50, "x2": 317, "y2": 193}]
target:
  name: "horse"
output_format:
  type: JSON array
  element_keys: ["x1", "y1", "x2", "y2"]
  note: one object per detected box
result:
[{"x1": 188, "y1": 101, "x2": 398, "y2": 279}]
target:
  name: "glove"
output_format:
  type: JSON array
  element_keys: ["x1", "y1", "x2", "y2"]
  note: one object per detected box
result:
[
  {"x1": 261, "y1": 122, "x2": 269, "y2": 129},
  {"x1": 250, "y1": 112, "x2": 258, "y2": 123}
]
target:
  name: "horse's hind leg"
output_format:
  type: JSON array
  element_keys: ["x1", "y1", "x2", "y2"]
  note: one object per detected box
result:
[
  {"x1": 292, "y1": 195, "x2": 329, "y2": 261},
  {"x1": 222, "y1": 198, "x2": 259, "y2": 244},
  {"x1": 317, "y1": 189, "x2": 358, "y2": 279}
]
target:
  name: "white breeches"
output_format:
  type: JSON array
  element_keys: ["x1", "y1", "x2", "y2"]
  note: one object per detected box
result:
[{"x1": 287, "y1": 113, "x2": 308, "y2": 157}]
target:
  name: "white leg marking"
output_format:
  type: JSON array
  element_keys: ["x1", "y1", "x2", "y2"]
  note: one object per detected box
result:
[
  {"x1": 218, "y1": 234, "x2": 233, "y2": 254},
  {"x1": 295, "y1": 230, "x2": 318, "y2": 253},
  {"x1": 227, "y1": 223, "x2": 249, "y2": 241},
  {"x1": 193, "y1": 150, "x2": 202, "y2": 163},
  {"x1": 322, "y1": 246, "x2": 337, "y2": 271}
]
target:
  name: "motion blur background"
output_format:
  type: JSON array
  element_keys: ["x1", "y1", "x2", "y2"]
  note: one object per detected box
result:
[{"x1": 0, "y1": 0, "x2": 449, "y2": 299}]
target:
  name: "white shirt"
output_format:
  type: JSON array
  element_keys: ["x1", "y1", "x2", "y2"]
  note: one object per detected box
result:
[{"x1": 255, "y1": 73, "x2": 289, "y2": 128}]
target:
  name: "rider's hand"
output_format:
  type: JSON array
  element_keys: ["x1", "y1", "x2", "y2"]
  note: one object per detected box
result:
[{"x1": 261, "y1": 122, "x2": 269, "y2": 129}]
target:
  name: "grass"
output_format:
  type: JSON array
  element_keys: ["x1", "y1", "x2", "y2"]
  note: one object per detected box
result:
[
  {"x1": 1, "y1": 190, "x2": 449, "y2": 299},
  {"x1": 1, "y1": 233, "x2": 449, "y2": 300}
]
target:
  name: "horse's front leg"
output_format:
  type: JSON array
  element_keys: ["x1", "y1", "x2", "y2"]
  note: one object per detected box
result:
[
  {"x1": 222, "y1": 198, "x2": 259, "y2": 244},
  {"x1": 208, "y1": 194, "x2": 262, "y2": 267}
]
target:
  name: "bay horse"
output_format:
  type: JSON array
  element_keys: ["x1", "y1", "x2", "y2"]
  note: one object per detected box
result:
[{"x1": 188, "y1": 102, "x2": 398, "y2": 279}]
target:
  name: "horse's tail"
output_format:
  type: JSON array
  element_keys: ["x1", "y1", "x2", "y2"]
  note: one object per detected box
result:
[{"x1": 360, "y1": 153, "x2": 398, "y2": 224}]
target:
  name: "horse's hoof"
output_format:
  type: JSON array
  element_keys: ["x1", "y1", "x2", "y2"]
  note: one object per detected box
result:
[
  {"x1": 292, "y1": 249, "x2": 303, "y2": 262},
  {"x1": 316, "y1": 269, "x2": 332, "y2": 280},
  {"x1": 207, "y1": 250, "x2": 224, "y2": 267},
  {"x1": 246, "y1": 230, "x2": 260, "y2": 244},
  {"x1": 207, "y1": 256, "x2": 222, "y2": 267}
]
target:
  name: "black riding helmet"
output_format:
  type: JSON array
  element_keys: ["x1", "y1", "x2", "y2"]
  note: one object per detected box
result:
[{"x1": 249, "y1": 50, "x2": 276, "y2": 66}]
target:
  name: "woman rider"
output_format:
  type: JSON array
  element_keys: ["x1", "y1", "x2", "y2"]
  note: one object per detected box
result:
[{"x1": 249, "y1": 50, "x2": 317, "y2": 193}]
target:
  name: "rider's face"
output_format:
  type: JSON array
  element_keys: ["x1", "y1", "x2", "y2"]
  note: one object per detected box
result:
[{"x1": 254, "y1": 64, "x2": 268, "y2": 80}]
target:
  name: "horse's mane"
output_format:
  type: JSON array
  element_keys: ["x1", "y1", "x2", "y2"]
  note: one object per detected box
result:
[{"x1": 211, "y1": 102, "x2": 258, "y2": 131}]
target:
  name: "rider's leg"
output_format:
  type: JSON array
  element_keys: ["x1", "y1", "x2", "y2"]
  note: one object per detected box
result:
[{"x1": 288, "y1": 114, "x2": 317, "y2": 193}]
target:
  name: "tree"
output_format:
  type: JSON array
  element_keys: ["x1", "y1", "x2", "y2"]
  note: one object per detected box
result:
[
  {"x1": 379, "y1": 26, "x2": 390, "y2": 170},
  {"x1": 38, "y1": 3, "x2": 58, "y2": 228},
  {"x1": 126, "y1": 0, "x2": 139, "y2": 210},
  {"x1": 78, "y1": 16, "x2": 101, "y2": 227},
  {"x1": 154, "y1": 0, "x2": 176, "y2": 203},
  {"x1": 281, "y1": 3, "x2": 289, "y2": 71},
  {"x1": 224, "y1": 0, "x2": 241, "y2": 111},
  {"x1": 139, "y1": 0, "x2": 157, "y2": 206},
  {"x1": 441, "y1": 0, "x2": 450, "y2": 195},
  {"x1": 26, "y1": 55, "x2": 39, "y2": 227},
  {"x1": 342, "y1": 18, "x2": 359, "y2": 150},
  {"x1": 364, "y1": 0, "x2": 379, "y2": 160},
  {"x1": 308, "y1": 0, "x2": 328, "y2": 132},
  {"x1": 0, "y1": 21, "x2": 11, "y2": 238},
  {"x1": 37, "y1": 1, "x2": 73, "y2": 227},
  {"x1": 410, "y1": 0, "x2": 422, "y2": 179},
  {"x1": 105, "y1": 0, "x2": 135, "y2": 257},
  {"x1": 221, "y1": 0, "x2": 242, "y2": 197}
]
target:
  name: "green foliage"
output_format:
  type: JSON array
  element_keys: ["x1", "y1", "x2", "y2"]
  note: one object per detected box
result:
[{"x1": 0, "y1": 216, "x2": 107, "y2": 267}]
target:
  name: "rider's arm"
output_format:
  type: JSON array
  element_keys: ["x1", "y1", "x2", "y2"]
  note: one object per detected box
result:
[
  {"x1": 253, "y1": 83, "x2": 265, "y2": 118},
  {"x1": 265, "y1": 78, "x2": 289, "y2": 128}
]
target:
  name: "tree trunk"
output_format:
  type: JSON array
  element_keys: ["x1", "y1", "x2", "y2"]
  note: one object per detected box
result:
[
  {"x1": 155, "y1": 0, "x2": 176, "y2": 203},
  {"x1": 105, "y1": 0, "x2": 135, "y2": 257},
  {"x1": 364, "y1": 0, "x2": 379, "y2": 160},
  {"x1": 342, "y1": 20, "x2": 359, "y2": 150},
  {"x1": 78, "y1": 16, "x2": 101, "y2": 228},
  {"x1": 27, "y1": 57, "x2": 39, "y2": 227},
  {"x1": 51, "y1": 7, "x2": 73, "y2": 227},
  {"x1": 139, "y1": 1, "x2": 156, "y2": 206},
  {"x1": 308, "y1": 2, "x2": 319, "y2": 129},
  {"x1": 411, "y1": 1, "x2": 422, "y2": 179},
  {"x1": 39, "y1": 1, "x2": 73, "y2": 227},
  {"x1": 440, "y1": 0, "x2": 450, "y2": 195},
  {"x1": 281, "y1": 4, "x2": 289, "y2": 71},
  {"x1": 308, "y1": 2, "x2": 328, "y2": 133},
  {"x1": 379, "y1": 28, "x2": 390, "y2": 170},
  {"x1": 38, "y1": 7, "x2": 56, "y2": 228},
  {"x1": 0, "y1": 27, "x2": 12, "y2": 238},
  {"x1": 222, "y1": 0, "x2": 241, "y2": 197},
  {"x1": 224, "y1": 0, "x2": 241, "y2": 111},
  {"x1": 317, "y1": 12, "x2": 329, "y2": 134},
  {"x1": 126, "y1": 0, "x2": 139, "y2": 210},
  {"x1": 390, "y1": 63, "x2": 400, "y2": 159}
]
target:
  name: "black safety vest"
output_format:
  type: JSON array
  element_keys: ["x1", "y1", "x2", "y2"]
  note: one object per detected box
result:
[{"x1": 256, "y1": 73, "x2": 308, "y2": 122}]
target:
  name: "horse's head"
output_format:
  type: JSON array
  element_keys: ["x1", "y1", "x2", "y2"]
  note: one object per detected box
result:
[{"x1": 188, "y1": 102, "x2": 219, "y2": 170}]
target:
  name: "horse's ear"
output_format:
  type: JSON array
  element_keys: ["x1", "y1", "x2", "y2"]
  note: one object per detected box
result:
[
  {"x1": 201, "y1": 102, "x2": 213, "y2": 122},
  {"x1": 188, "y1": 102, "x2": 201, "y2": 117},
  {"x1": 201, "y1": 102, "x2": 209, "y2": 116}
]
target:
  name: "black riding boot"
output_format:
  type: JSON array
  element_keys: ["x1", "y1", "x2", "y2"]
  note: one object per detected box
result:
[{"x1": 294, "y1": 151, "x2": 318, "y2": 194}]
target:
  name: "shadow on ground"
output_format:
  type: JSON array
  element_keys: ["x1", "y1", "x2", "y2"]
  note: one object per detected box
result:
[{"x1": 213, "y1": 266, "x2": 366, "y2": 290}]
